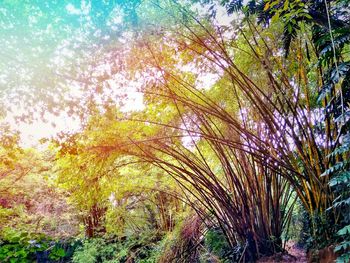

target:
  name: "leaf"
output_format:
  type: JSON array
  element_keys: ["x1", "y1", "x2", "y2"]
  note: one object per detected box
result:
[
  {"x1": 336, "y1": 253, "x2": 350, "y2": 263},
  {"x1": 321, "y1": 162, "x2": 344, "y2": 177},
  {"x1": 335, "y1": 241, "x2": 350, "y2": 252},
  {"x1": 329, "y1": 173, "x2": 350, "y2": 187},
  {"x1": 337, "y1": 225, "x2": 350, "y2": 236},
  {"x1": 303, "y1": 13, "x2": 312, "y2": 20},
  {"x1": 271, "y1": 13, "x2": 280, "y2": 23},
  {"x1": 226, "y1": 0, "x2": 244, "y2": 14},
  {"x1": 263, "y1": 2, "x2": 270, "y2": 11}
]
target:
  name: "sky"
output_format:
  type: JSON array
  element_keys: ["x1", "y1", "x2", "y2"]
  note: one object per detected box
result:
[
  {"x1": 0, "y1": 0, "x2": 236, "y2": 148},
  {"x1": 0, "y1": 0, "x2": 132, "y2": 147}
]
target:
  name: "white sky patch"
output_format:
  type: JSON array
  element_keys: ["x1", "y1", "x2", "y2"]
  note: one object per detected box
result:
[
  {"x1": 66, "y1": 0, "x2": 91, "y2": 16},
  {"x1": 107, "y1": 6, "x2": 124, "y2": 27},
  {"x1": 188, "y1": 1, "x2": 243, "y2": 27},
  {"x1": 182, "y1": 133, "x2": 200, "y2": 150},
  {"x1": 214, "y1": 5, "x2": 235, "y2": 27},
  {"x1": 179, "y1": 61, "x2": 222, "y2": 90},
  {"x1": 195, "y1": 72, "x2": 221, "y2": 90},
  {"x1": 121, "y1": 91, "x2": 144, "y2": 112},
  {"x1": 66, "y1": 4, "x2": 81, "y2": 15},
  {"x1": 179, "y1": 117, "x2": 201, "y2": 150},
  {"x1": 107, "y1": 75, "x2": 145, "y2": 112},
  {"x1": 4, "y1": 111, "x2": 81, "y2": 148}
]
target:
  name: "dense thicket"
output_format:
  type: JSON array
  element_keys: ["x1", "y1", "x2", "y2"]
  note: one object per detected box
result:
[{"x1": 0, "y1": 0, "x2": 349, "y2": 262}]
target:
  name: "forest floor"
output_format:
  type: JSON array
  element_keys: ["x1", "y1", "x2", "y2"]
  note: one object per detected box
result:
[{"x1": 257, "y1": 241, "x2": 307, "y2": 263}]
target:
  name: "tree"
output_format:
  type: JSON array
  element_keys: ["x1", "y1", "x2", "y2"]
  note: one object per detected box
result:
[{"x1": 54, "y1": 110, "x2": 184, "y2": 238}]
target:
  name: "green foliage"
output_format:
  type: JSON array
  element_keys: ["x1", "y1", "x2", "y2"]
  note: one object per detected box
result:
[
  {"x1": 48, "y1": 245, "x2": 66, "y2": 261},
  {"x1": 283, "y1": 200, "x2": 304, "y2": 243},
  {"x1": 204, "y1": 228, "x2": 231, "y2": 262},
  {"x1": 72, "y1": 239, "x2": 106, "y2": 263},
  {"x1": 327, "y1": 131, "x2": 350, "y2": 262},
  {"x1": 0, "y1": 146, "x2": 78, "y2": 238},
  {"x1": 0, "y1": 229, "x2": 67, "y2": 263},
  {"x1": 72, "y1": 233, "x2": 163, "y2": 263}
]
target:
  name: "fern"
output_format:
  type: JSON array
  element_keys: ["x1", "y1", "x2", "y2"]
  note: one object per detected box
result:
[
  {"x1": 328, "y1": 118, "x2": 350, "y2": 262},
  {"x1": 319, "y1": 31, "x2": 350, "y2": 57}
]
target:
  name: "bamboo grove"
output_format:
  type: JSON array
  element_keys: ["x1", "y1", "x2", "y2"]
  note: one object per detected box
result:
[
  {"x1": 0, "y1": 0, "x2": 349, "y2": 262},
  {"x1": 80, "y1": 0, "x2": 349, "y2": 260}
]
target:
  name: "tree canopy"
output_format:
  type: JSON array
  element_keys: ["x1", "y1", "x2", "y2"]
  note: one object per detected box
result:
[{"x1": 0, "y1": 0, "x2": 349, "y2": 262}]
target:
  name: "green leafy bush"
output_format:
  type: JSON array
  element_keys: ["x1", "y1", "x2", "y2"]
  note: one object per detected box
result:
[
  {"x1": 0, "y1": 228, "x2": 71, "y2": 262},
  {"x1": 72, "y1": 238, "x2": 117, "y2": 263},
  {"x1": 72, "y1": 233, "x2": 162, "y2": 263},
  {"x1": 204, "y1": 228, "x2": 231, "y2": 260},
  {"x1": 0, "y1": 229, "x2": 47, "y2": 262}
]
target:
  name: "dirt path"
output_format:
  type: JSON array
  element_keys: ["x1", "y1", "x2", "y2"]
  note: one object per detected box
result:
[{"x1": 257, "y1": 241, "x2": 307, "y2": 263}]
